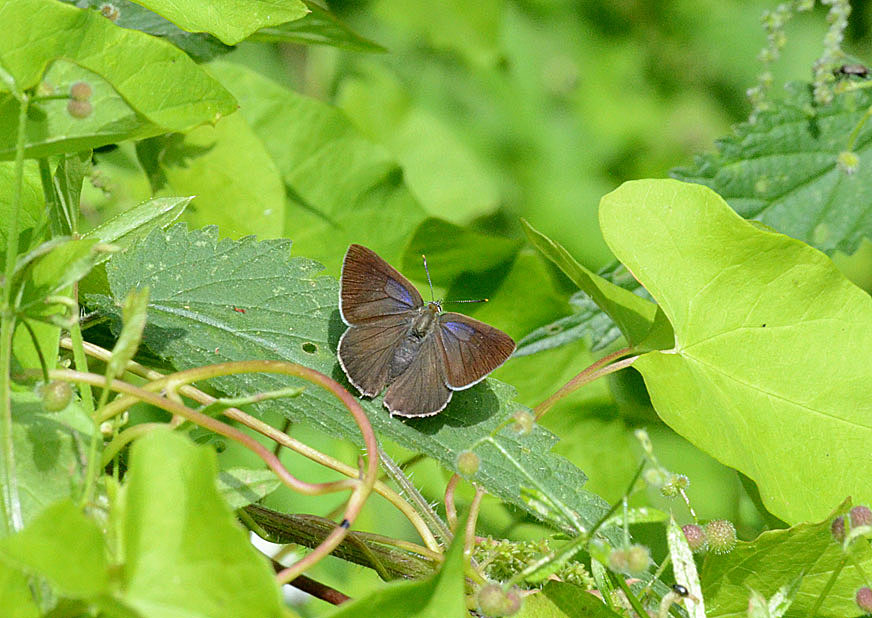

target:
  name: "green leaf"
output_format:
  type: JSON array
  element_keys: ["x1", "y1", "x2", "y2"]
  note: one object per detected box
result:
[
  {"x1": 672, "y1": 82, "x2": 872, "y2": 257},
  {"x1": 207, "y1": 60, "x2": 427, "y2": 269},
  {"x1": 0, "y1": 500, "x2": 108, "y2": 597},
  {"x1": 701, "y1": 503, "x2": 868, "y2": 618},
  {"x1": 0, "y1": 561, "x2": 39, "y2": 618},
  {"x1": 19, "y1": 238, "x2": 105, "y2": 312},
  {"x1": 121, "y1": 430, "x2": 283, "y2": 618},
  {"x1": 400, "y1": 218, "x2": 522, "y2": 287},
  {"x1": 519, "y1": 580, "x2": 624, "y2": 617},
  {"x1": 324, "y1": 511, "x2": 467, "y2": 618},
  {"x1": 250, "y1": 2, "x2": 386, "y2": 52},
  {"x1": 90, "y1": 225, "x2": 613, "y2": 536},
  {"x1": 8, "y1": 391, "x2": 92, "y2": 528},
  {"x1": 64, "y1": 0, "x2": 233, "y2": 63},
  {"x1": 82, "y1": 196, "x2": 191, "y2": 252},
  {"x1": 0, "y1": 0, "x2": 236, "y2": 158},
  {"x1": 600, "y1": 179, "x2": 872, "y2": 524},
  {"x1": 522, "y1": 218, "x2": 664, "y2": 349},
  {"x1": 106, "y1": 287, "x2": 149, "y2": 379},
  {"x1": 0, "y1": 160, "x2": 43, "y2": 257},
  {"x1": 135, "y1": 112, "x2": 285, "y2": 239},
  {"x1": 49, "y1": 152, "x2": 91, "y2": 236},
  {"x1": 131, "y1": 0, "x2": 307, "y2": 45},
  {"x1": 216, "y1": 468, "x2": 280, "y2": 510},
  {"x1": 666, "y1": 517, "x2": 703, "y2": 618}
]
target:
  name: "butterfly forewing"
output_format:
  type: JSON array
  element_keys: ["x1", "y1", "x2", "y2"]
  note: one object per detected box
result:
[
  {"x1": 384, "y1": 332, "x2": 453, "y2": 417},
  {"x1": 337, "y1": 315, "x2": 412, "y2": 397},
  {"x1": 340, "y1": 244, "x2": 423, "y2": 325},
  {"x1": 438, "y1": 313, "x2": 516, "y2": 389}
]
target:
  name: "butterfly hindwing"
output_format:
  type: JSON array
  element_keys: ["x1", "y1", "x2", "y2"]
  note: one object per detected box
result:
[
  {"x1": 383, "y1": 332, "x2": 453, "y2": 417},
  {"x1": 438, "y1": 312, "x2": 516, "y2": 390},
  {"x1": 337, "y1": 315, "x2": 412, "y2": 397}
]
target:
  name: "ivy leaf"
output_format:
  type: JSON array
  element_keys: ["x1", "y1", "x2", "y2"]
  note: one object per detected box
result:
[
  {"x1": 89, "y1": 224, "x2": 613, "y2": 536},
  {"x1": 600, "y1": 179, "x2": 872, "y2": 524},
  {"x1": 672, "y1": 82, "x2": 872, "y2": 257}
]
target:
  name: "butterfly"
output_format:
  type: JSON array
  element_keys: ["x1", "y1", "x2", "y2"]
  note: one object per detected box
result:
[{"x1": 337, "y1": 244, "x2": 516, "y2": 417}]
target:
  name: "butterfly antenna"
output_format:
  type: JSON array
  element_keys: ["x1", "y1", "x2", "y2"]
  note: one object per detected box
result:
[
  {"x1": 446, "y1": 298, "x2": 489, "y2": 304},
  {"x1": 422, "y1": 253, "x2": 436, "y2": 301}
]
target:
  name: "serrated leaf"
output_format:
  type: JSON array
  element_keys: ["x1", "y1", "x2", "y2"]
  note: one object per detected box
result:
[
  {"x1": 701, "y1": 503, "x2": 868, "y2": 618},
  {"x1": 122, "y1": 430, "x2": 283, "y2": 618},
  {"x1": 600, "y1": 179, "x2": 872, "y2": 524},
  {"x1": 0, "y1": 500, "x2": 107, "y2": 597},
  {"x1": 0, "y1": 0, "x2": 236, "y2": 158},
  {"x1": 91, "y1": 225, "x2": 613, "y2": 536},
  {"x1": 217, "y1": 468, "x2": 280, "y2": 510},
  {"x1": 130, "y1": 0, "x2": 307, "y2": 45},
  {"x1": 672, "y1": 81, "x2": 872, "y2": 256},
  {"x1": 324, "y1": 511, "x2": 467, "y2": 618},
  {"x1": 251, "y1": 2, "x2": 386, "y2": 52}
]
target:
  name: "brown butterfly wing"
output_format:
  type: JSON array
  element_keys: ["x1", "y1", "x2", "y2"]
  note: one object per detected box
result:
[
  {"x1": 437, "y1": 313, "x2": 515, "y2": 390},
  {"x1": 340, "y1": 244, "x2": 423, "y2": 325},
  {"x1": 338, "y1": 315, "x2": 412, "y2": 397},
  {"x1": 383, "y1": 333, "x2": 453, "y2": 417}
]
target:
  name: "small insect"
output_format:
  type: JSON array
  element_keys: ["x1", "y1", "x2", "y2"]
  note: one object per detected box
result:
[
  {"x1": 232, "y1": 307, "x2": 246, "y2": 314},
  {"x1": 672, "y1": 583, "x2": 689, "y2": 597},
  {"x1": 337, "y1": 244, "x2": 515, "y2": 417},
  {"x1": 835, "y1": 64, "x2": 870, "y2": 78}
]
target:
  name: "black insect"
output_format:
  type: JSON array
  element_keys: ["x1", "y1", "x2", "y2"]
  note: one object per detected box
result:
[
  {"x1": 835, "y1": 64, "x2": 871, "y2": 78},
  {"x1": 672, "y1": 584, "x2": 689, "y2": 597}
]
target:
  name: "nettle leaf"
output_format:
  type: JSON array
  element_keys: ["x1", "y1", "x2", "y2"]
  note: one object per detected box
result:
[
  {"x1": 702, "y1": 503, "x2": 870, "y2": 618},
  {"x1": 600, "y1": 179, "x2": 872, "y2": 524},
  {"x1": 122, "y1": 430, "x2": 283, "y2": 618},
  {"x1": 250, "y1": 2, "x2": 386, "y2": 52},
  {"x1": 90, "y1": 225, "x2": 612, "y2": 535},
  {"x1": 207, "y1": 61, "x2": 427, "y2": 269},
  {"x1": 0, "y1": 0, "x2": 236, "y2": 158},
  {"x1": 672, "y1": 82, "x2": 872, "y2": 257}
]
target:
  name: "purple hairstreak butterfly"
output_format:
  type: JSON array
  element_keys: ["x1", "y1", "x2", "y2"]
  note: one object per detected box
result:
[{"x1": 337, "y1": 244, "x2": 516, "y2": 417}]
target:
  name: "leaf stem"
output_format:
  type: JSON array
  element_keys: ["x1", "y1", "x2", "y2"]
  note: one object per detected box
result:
[
  {"x1": 61, "y1": 337, "x2": 440, "y2": 552},
  {"x1": 0, "y1": 90, "x2": 30, "y2": 535},
  {"x1": 534, "y1": 348, "x2": 637, "y2": 419}
]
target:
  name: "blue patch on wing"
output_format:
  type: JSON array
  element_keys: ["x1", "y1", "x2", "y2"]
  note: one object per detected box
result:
[
  {"x1": 385, "y1": 278, "x2": 417, "y2": 308},
  {"x1": 442, "y1": 320, "x2": 476, "y2": 340}
]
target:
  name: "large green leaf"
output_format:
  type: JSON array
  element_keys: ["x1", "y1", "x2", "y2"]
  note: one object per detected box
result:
[
  {"x1": 701, "y1": 504, "x2": 871, "y2": 618},
  {"x1": 0, "y1": 501, "x2": 107, "y2": 598},
  {"x1": 207, "y1": 60, "x2": 427, "y2": 270},
  {"x1": 121, "y1": 430, "x2": 283, "y2": 618},
  {"x1": 0, "y1": 0, "x2": 236, "y2": 158},
  {"x1": 600, "y1": 179, "x2": 872, "y2": 524},
  {"x1": 130, "y1": 0, "x2": 307, "y2": 45},
  {"x1": 90, "y1": 225, "x2": 613, "y2": 536},
  {"x1": 672, "y1": 82, "x2": 872, "y2": 257},
  {"x1": 250, "y1": 2, "x2": 386, "y2": 52}
]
